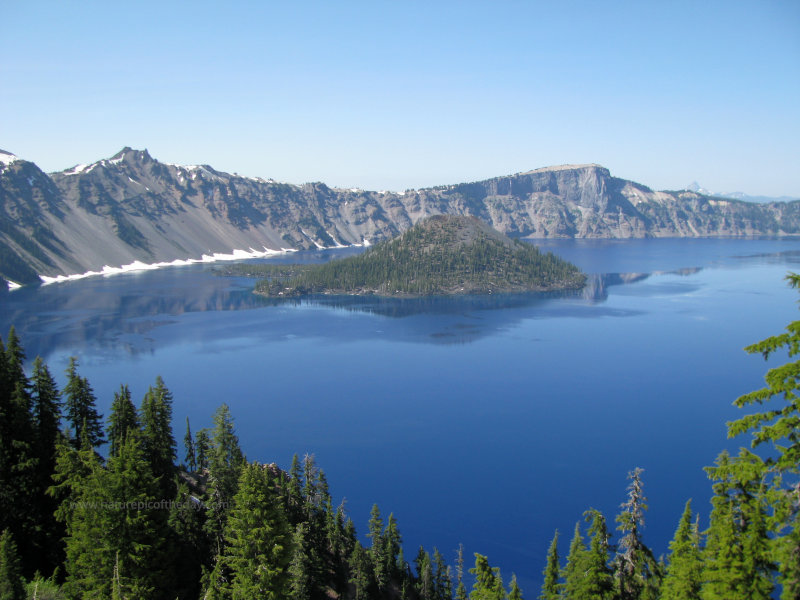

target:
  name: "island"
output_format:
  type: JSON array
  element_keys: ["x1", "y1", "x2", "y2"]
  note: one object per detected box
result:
[{"x1": 253, "y1": 215, "x2": 586, "y2": 297}]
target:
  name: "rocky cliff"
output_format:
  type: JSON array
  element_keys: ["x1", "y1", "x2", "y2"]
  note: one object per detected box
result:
[{"x1": 1, "y1": 147, "x2": 797, "y2": 284}]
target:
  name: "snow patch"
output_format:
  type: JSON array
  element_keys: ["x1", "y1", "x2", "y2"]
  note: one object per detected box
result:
[
  {"x1": 0, "y1": 150, "x2": 19, "y2": 166},
  {"x1": 64, "y1": 164, "x2": 90, "y2": 175},
  {"x1": 108, "y1": 156, "x2": 125, "y2": 165},
  {"x1": 38, "y1": 246, "x2": 297, "y2": 285}
]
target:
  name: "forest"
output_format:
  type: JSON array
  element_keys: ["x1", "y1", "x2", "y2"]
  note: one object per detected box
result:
[
  {"x1": 0, "y1": 275, "x2": 799, "y2": 599},
  {"x1": 253, "y1": 216, "x2": 586, "y2": 297}
]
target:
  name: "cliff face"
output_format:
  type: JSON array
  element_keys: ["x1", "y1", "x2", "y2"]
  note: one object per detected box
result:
[{"x1": 1, "y1": 148, "x2": 797, "y2": 283}]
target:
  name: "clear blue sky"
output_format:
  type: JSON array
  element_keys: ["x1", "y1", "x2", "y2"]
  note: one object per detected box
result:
[{"x1": 2, "y1": 0, "x2": 798, "y2": 195}]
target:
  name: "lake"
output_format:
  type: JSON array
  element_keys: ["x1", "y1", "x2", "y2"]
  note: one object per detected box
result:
[{"x1": 2, "y1": 236, "x2": 799, "y2": 594}]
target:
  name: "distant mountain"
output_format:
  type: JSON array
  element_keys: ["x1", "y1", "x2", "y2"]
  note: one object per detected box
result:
[
  {"x1": 2, "y1": 147, "x2": 800, "y2": 285},
  {"x1": 686, "y1": 181, "x2": 798, "y2": 204},
  {"x1": 254, "y1": 215, "x2": 586, "y2": 297}
]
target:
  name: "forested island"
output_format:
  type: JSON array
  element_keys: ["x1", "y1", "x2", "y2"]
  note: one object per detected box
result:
[
  {"x1": 253, "y1": 215, "x2": 586, "y2": 298},
  {"x1": 0, "y1": 277, "x2": 799, "y2": 598}
]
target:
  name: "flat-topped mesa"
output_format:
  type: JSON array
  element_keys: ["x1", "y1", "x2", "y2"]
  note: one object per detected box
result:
[{"x1": 254, "y1": 215, "x2": 586, "y2": 298}]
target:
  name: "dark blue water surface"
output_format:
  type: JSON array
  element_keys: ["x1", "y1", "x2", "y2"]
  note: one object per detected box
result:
[{"x1": 3, "y1": 237, "x2": 800, "y2": 594}]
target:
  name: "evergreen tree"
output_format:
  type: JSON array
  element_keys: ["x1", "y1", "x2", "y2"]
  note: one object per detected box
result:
[
  {"x1": 415, "y1": 547, "x2": 435, "y2": 600},
  {"x1": 184, "y1": 416, "x2": 196, "y2": 471},
  {"x1": 582, "y1": 509, "x2": 614, "y2": 600},
  {"x1": 368, "y1": 504, "x2": 388, "y2": 590},
  {"x1": 614, "y1": 468, "x2": 660, "y2": 600},
  {"x1": 349, "y1": 542, "x2": 374, "y2": 600},
  {"x1": 195, "y1": 428, "x2": 211, "y2": 471},
  {"x1": 139, "y1": 376, "x2": 177, "y2": 498},
  {"x1": 725, "y1": 272, "x2": 800, "y2": 598},
  {"x1": 29, "y1": 356, "x2": 65, "y2": 577},
  {"x1": 455, "y1": 543, "x2": 468, "y2": 600},
  {"x1": 539, "y1": 530, "x2": 560, "y2": 600},
  {"x1": 223, "y1": 462, "x2": 293, "y2": 599},
  {"x1": 0, "y1": 529, "x2": 25, "y2": 600},
  {"x1": 561, "y1": 522, "x2": 587, "y2": 600},
  {"x1": 469, "y1": 553, "x2": 505, "y2": 600},
  {"x1": 508, "y1": 573, "x2": 523, "y2": 600},
  {"x1": 661, "y1": 500, "x2": 702, "y2": 600},
  {"x1": 432, "y1": 547, "x2": 452, "y2": 600},
  {"x1": 63, "y1": 357, "x2": 104, "y2": 448},
  {"x1": 107, "y1": 384, "x2": 139, "y2": 457},
  {"x1": 0, "y1": 334, "x2": 39, "y2": 578},
  {"x1": 288, "y1": 523, "x2": 313, "y2": 600},
  {"x1": 206, "y1": 404, "x2": 244, "y2": 557},
  {"x1": 384, "y1": 512, "x2": 403, "y2": 582},
  {"x1": 165, "y1": 481, "x2": 208, "y2": 600}
]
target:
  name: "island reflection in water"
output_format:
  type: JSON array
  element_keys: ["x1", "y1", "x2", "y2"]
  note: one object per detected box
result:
[{"x1": 0, "y1": 264, "x2": 705, "y2": 360}]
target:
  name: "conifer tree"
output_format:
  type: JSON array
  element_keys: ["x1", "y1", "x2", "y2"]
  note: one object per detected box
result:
[
  {"x1": 29, "y1": 356, "x2": 64, "y2": 576},
  {"x1": 508, "y1": 573, "x2": 523, "y2": 600},
  {"x1": 0, "y1": 529, "x2": 25, "y2": 600},
  {"x1": 107, "y1": 384, "x2": 139, "y2": 457},
  {"x1": 455, "y1": 543, "x2": 468, "y2": 600},
  {"x1": 206, "y1": 404, "x2": 244, "y2": 557},
  {"x1": 539, "y1": 530, "x2": 560, "y2": 600},
  {"x1": 368, "y1": 504, "x2": 388, "y2": 590},
  {"x1": 561, "y1": 522, "x2": 587, "y2": 600},
  {"x1": 140, "y1": 376, "x2": 177, "y2": 498},
  {"x1": 384, "y1": 512, "x2": 403, "y2": 582},
  {"x1": 469, "y1": 552, "x2": 505, "y2": 600},
  {"x1": 0, "y1": 335, "x2": 39, "y2": 577},
  {"x1": 661, "y1": 500, "x2": 702, "y2": 600},
  {"x1": 63, "y1": 357, "x2": 104, "y2": 448},
  {"x1": 614, "y1": 468, "x2": 660, "y2": 600},
  {"x1": 195, "y1": 428, "x2": 210, "y2": 471},
  {"x1": 349, "y1": 542, "x2": 374, "y2": 600},
  {"x1": 582, "y1": 509, "x2": 614, "y2": 600},
  {"x1": 288, "y1": 523, "x2": 312, "y2": 600},
  {"x1": 415, "y1": 547, "x2": 435, "y2": 600},
  {"x1": 433, "y1": 547, "x2": 452, "y2": 600},
  {"x1": 184, "y1": 416, "x2": 196, "y2": 471},
  {"x1": 223, "y1": 462, "x2": 293, "y2": 599}
]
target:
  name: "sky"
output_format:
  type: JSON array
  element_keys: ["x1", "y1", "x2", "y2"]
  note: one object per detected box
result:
[{"x1": 1, "y1": 0, "x2": 798, "y2": 196}]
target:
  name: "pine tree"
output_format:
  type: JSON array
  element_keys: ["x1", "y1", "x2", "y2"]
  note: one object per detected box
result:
[
  {"x1": 508, "y1": 573, "x2": 523, "y2": 600},
  {"x1": 455, "y1": 543, "x2": 468, "y2": 600},
  {"x1": 614, "y1": 468, "x2": 660, "y2": 600},
  {"x1": 349, "y1": 542, "x2": 374, "y2": 600},
  {"x1": 107, "y1": 384, "x2": 139, "y2": 457},
  {"x1": 539, "y1": 530, "x2": 560, "y2": 600},
  {"x1": 0, "y1": 529, "x2": 25, "y2": 600},
  {"x1": 29, "y1": 356, "x2": 65, "y2": 577},
  {"x1": 561, "y1": 522, "x2": 587, "y2": 600},
  {"x1": 63, "y1": 357, "x2": 105, "y2": 448},
  {"x1": 0, "y1": 334, "x2": 39, "y2": 578},
  {"x1": 415, "y1": 547, "x2": 435, "y2": 600},
  {"x1": 661, "y1": 500, "x2": 702, "y2": 600},
  {"x1": 433, "y1": 547, "x2": 452, "y2": 600},
  {"x1": 288, "y1": 523, "x2": 312, "y2": 600},
  {"x1": 195, "y1": 428, "x2": 210, "y2": 471},
  {"x1": 469, "y1": 553, "x2": 505, "y2": 600},
  {"x1": 139, "y1": 376, "x2": 177, "y2": 498},
  {"x1": 368, "y1": 504, "x2": 388, "y2": 590},
  {"x1": 582, "y1": 509, "x2": 614, "y2": 600},
  {"x1": 184, "y1": 416, "x2": 196, "y2": 471},
  {"x1": 206, "y1": 404, "x2": 244, "y2": 557},
  {"x1": 223, "y1": 462, "x2": 293, "y2": 599}
]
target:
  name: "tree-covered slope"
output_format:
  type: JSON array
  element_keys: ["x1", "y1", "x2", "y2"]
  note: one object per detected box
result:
[{"x1": 254, "y1": 215, "x2": 586, "y2": 297}]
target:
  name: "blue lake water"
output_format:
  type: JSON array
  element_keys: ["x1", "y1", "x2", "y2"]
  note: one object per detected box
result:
[{"x1": 2, "y1": 237, "x2": 800, "y2": 593}]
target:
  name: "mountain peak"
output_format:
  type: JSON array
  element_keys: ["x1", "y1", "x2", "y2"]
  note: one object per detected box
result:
[{"x1": 109, "y1": 147, "x2": 152, "y2": 163}]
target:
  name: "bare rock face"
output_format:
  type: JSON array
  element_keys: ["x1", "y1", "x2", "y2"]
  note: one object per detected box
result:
[{"x1": 1, "y1": 147, "x2": 798, "y2": 283}]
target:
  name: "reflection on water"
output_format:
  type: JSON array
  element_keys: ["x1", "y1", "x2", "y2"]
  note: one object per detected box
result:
[{"x1": 3, "y1": 238, "x2": 800, "y2": 359}]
